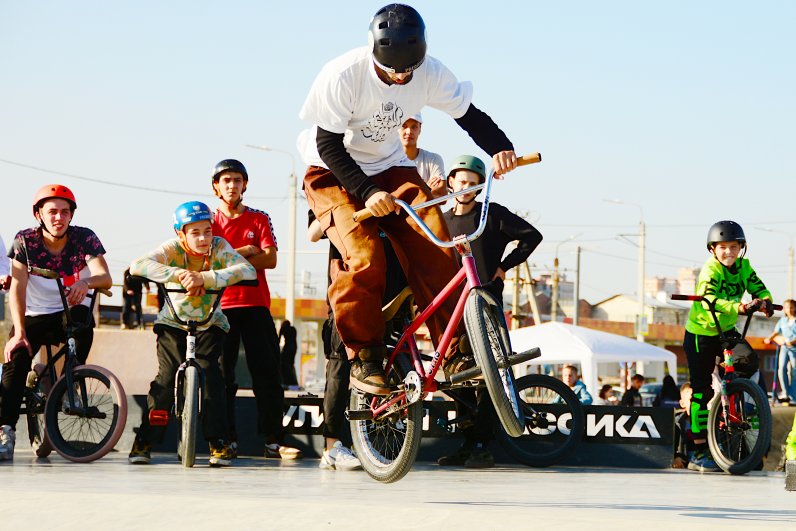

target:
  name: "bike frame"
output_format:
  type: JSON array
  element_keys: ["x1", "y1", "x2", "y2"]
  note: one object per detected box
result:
[{"x1": 371, "y1": 166, "x2": 507, "y2": 419}]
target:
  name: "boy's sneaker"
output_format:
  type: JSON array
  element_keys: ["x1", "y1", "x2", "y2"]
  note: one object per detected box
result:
[
  {"x1": 209, "y1": 440, "x2": 234, "y2": 467},
  {"x1": 264, "y1": 442, "x2": 303, "y2": 460},
  {"x1": 0, "y1": 425, "x2": 16, "y2": 461},
  {"x1": 437, "y1": 443, "x2": 473, "y2": 467},
  {"x1": 687, "y1": 450, "x2": 720, "y2": 472},
  {"x1": 320, "y1": 441, "x2": 362, "y2": 471},
  {"x1": 464, "y1": 445, "x2": 495, "y2": 469},
  {"x1": 128, "y1": 437, "x2": 152, "y2": 465},
  {"x1": 350, "y1": 359, "x2": 391, "y2": 395}
]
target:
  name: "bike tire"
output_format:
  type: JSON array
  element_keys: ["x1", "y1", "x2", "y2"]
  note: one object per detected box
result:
[
  {"x1": 181, "y1": 365, "x2": 199, "y2": 468},
  {"x1": 707, "y1": 377, "x2": 772, "y2": 475},
  {"x1": 497, "y1": 374, "x2": 585, "y2": 466},
  {"x1": 25, "y1": 364, "x2": 53, "y2": 458},
  {"x1": 464, "y1": 288, "x2": 524, "y2": 437},
  {"x1": 44, "y1": 365, "x2": 128, "y2": 463},
  {"x1": 349, "y1": 354, "x2": 422, "y2": 483}
]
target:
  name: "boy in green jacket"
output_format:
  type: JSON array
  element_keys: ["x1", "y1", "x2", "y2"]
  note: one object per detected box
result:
[{"x1": 683, "y1": 220, "x2": 773, "y2": 472}]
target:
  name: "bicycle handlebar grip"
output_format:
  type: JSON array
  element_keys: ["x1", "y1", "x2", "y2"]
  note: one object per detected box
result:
[
  {"x1": 96, "y1": 288, "x2": 113, "y2": 297},
  {"x1": 773, "y1": 304, "x2": 784, "y2": 311},
  {"x1": 28, "y1": 266, "x2": 59, "y2": 279},
  {"x1": 671, "y1": 294, "x2": 702, "y2": 301},
  {"x1": 353, "y1": 208, "x2": 373, "y2": 222},
  {"x1": 517, "y1": 152, "x2": 542, "y2": 166}
]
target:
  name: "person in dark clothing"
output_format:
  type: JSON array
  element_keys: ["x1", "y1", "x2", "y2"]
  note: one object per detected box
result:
[
  {"x1": 308, "y1": 210, "x2": 408, "y2": 470},
  {"x1": 653, "y1": 374, "x2": 680, "y2": 408},
  {"x1": 279, "y1": 320, "x2": 298, "y2": 388},
  {"x1": 621, "y1": 373, "x2": 645, "y2": 407},
  {"x1": 121, "y1": 267, "x2": 149, "y2": 329},
  {"x1": 438, "y1": 154, "x2": 543, "y2": 469}
]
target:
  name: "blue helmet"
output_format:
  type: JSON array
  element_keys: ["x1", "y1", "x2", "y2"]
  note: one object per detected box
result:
[{"x1": 173, "y1": 201, "x2": 213, "y2": 232}]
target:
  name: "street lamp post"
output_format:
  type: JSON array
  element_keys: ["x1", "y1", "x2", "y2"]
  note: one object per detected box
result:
[
  {"x1": 245, "y1": 144, "x2": 298, "y2": 325},
  {"x1": 605, "y1": 199, "x2": 646, "y2": 342}
]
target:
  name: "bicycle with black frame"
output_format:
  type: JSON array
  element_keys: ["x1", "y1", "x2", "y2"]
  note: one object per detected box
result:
[
  {"x1": 21, "y1": 266, "x2": 127, "y2": 462},
  {"x1": 134, "y1": 276, "x2": 256, "y2": 467}
]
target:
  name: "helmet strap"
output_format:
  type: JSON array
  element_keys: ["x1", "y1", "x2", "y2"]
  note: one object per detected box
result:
[
  {"x1": 177, "y1": 231, "x2": 212, "y2": 265},
  {"x1": 35, "y1": 211, "x2": 68, "y2": 241}
]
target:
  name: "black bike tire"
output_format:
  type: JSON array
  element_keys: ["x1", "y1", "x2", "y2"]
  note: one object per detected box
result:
[
  {"x1": 25, "y1": 365, "x2": 53, "y2": 458},
  {"x1": 181, "y1": 365, "x2": 199, "y2": 468},
  {"x1": 464, "y1": 288, "x2": 524, "y2": 437},
  {"x1": 349, "y1": 354, "x2": 422, "y2": 483},
  {"x1": 44, "y1": 365, "x2": 128, "y2": 463},
  {"x1": 497, "y1": 374, "x2": 585, "y2": 467},
  {"x1": 707, "y1": 377, "x2": 772, "y2": 475}
]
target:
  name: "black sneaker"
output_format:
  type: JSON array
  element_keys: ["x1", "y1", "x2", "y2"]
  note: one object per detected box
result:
[
  {"x1": 128, "y1": 437, "x2": 152, "y2": 465},
  {"x1": 437, "y1": 442, "x2": 474, "y2": 467},
  {"x1": 464, "y1": 446, "x2": 495, "y2": 469},
  {"x1": 350, "y1": 359, "x2": 391, "y2": 395}
]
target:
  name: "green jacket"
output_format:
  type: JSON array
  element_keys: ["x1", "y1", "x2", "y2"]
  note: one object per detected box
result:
[{"x1": 685, "y1": 256, "x2": 771, "y2": 336}]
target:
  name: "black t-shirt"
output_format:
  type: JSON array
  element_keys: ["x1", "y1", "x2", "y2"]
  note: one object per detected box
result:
[{"x1": 443, "y1": 202, "x2": 543, "y2": 283}]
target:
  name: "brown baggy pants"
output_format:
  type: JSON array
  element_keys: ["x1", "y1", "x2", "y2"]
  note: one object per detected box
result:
[{"x1": 304, "y1": 165, "x2": 463, "y2": 358}]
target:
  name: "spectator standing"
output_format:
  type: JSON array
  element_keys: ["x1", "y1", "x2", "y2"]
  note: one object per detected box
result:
[
  {"x1": 560, "y1": 364, "x2": 593, "y2": 405},
  {"x1": 437, "y1": 155, "x2": 543, "y2": 469},
  {"x1": 593, "y1": 384, "x2": 617, "y2": 406},
  {"x1": 121, "y1": 267, "x2": 148, "y2": 329},
  {"x1": 764, "y1": 299, "x2": 796, "y2": 404},
  {"x1": 653, "y1": 375, "x2": 681, "y2": 408},
  {"x1": 621, "y1": 374, "x2": 645, "y2": 407},
  {"x1": 210, "y1": 159, "x2": 301, "y2": 460},
  {"x1": 0, "y1": 235, "x2": 10, "y2": 291},
  {"x1": 279, "y1": 320, "x2": 299, "y2": 388},
  {"x1": 399, "y1": 113, "x2": 446, "y2": 197}
]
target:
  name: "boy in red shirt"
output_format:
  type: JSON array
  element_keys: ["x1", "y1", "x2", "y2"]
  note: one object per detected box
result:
[{"x1": 211, "y1": 159, "x2": 301, "y2": 459}]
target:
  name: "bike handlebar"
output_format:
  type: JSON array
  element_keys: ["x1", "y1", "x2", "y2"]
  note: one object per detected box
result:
[
  {"x1": 28, "y1": 266, "x2": 112, "y2": 298},
  {"x1": 671, "y1": 293, "x2": 782, "y2": 311},
  {"x1": 351, "y1": 152, "x2": 542, "y2": 245}
]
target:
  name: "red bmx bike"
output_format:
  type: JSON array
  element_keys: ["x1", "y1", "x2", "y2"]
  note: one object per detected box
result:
[{"x1": 346, "y1": 153, "x2": 585, "y2": 482}]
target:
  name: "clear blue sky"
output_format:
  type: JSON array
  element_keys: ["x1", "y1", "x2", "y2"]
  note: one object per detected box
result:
[{"x1": 1, "y1": 1, "x2": 794, "y2": 305}]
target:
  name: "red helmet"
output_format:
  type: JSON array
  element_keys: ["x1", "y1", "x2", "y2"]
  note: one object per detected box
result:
[{"x1": 32, "y1": 184, "x2": 77, "y2": 216}]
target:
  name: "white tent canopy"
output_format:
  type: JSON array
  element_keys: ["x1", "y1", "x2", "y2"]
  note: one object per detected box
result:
[{"x1": 508, "y1": 322, "x2": 678, "y2": 396}]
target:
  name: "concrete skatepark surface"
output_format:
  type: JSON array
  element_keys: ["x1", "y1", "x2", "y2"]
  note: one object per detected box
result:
[{"x1": 2, "y1": 449, "x2": 794, "y2": 530}]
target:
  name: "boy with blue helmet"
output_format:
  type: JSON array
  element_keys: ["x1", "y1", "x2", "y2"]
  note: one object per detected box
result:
[{"x1": 128, "y1": 201, "x2": 256, "y2": 466}]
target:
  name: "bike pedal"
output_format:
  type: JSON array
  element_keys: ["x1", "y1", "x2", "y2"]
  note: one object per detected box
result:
[
  {"x1": 149, "y1": 409, "x2": 169, "y2": 426},
  {"x1": 786, "y1": 461, "x2": 796, "y2": 492},
  {"x1": 345, "y1": 409, "x2": 374, "y2": 421}
]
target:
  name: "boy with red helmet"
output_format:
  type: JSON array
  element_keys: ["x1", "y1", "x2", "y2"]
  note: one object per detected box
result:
[{"x1": 1, "y1": 184, "x2": 112, "y2": 461}]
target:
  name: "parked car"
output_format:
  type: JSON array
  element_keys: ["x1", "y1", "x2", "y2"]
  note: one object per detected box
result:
[{"x1": 639, "y1": 382, "x2": 662, "y2": 407}]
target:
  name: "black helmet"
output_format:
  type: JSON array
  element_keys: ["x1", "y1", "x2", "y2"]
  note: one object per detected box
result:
[
  {"x1": 369, "y1": 4, "x2": 427, "y2": 74},
  {"x1": 706, "y1": 220, "x2": 746, "y2": 251},
  {"x1": 212, "y1": 159, "x2": 248, "y2": 182}
]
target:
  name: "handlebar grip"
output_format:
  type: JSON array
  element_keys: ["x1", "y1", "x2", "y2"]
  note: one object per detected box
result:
[
  {"x1": 235, "y1": 279, "x2": 259, "y2": 287},
  {"x1": 671, "y1": 294, "x2": 702, "y2": 301},
  {"x1": 96, "y1": 288, "x2": 113, "y2": 297},
  {"x1": 28, "y1": 266, "x2": 59, "y2": 279},
  {"x1": 773, "y1": 304, "x2": 784, "y2": 311},
  {"x1": 517, "y1": 152, "x2": 542, "y2": 166},
  {"x1": 353, "y1": 208, "x2": 373, "y2": 223}
]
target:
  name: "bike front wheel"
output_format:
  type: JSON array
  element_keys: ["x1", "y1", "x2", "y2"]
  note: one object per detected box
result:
[
  {"x1": 464, "y1": 288, "x2": 524, "y2": 437},
  {"x1": 25, "y1": 364, "x2": 53, "y2": 458},
  {"x1": 349, "y1": 354, "x2": 422, "y2": 483},
  {"x1": 44, "y1": 365, "x2": 128, "y2": 462},
  {"x1": 707, "y1": 377, "x2": 772, "y2": 475},
  {"x1": 497, "y1": 374, "x2": 585, "y2": 466},
  {"x1": 180, "y1": 365, "x2": 200, "y2": 468}
]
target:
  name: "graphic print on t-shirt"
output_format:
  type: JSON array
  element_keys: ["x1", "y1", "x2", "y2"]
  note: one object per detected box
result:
[{"x1": 361, "y1": 102, "x2": 405, "y2": 143}]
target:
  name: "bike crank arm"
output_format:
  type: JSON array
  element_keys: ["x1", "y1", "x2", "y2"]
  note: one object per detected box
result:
[{"x1": 449, "y1": 347, "x2": 541, "y2": 385}]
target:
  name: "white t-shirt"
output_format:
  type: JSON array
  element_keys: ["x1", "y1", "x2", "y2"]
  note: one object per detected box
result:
[
  {"x1": 413, "y1": 148, "x2": 445, "y2": 184},
  {"x1": 298, "y1": 46, "x2": 472, "y2": 176}
]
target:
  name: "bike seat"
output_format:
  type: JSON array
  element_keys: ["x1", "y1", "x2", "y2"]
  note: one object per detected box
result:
[{"x1": 382, "y1": 287, "x2": 414, "y2": 322}]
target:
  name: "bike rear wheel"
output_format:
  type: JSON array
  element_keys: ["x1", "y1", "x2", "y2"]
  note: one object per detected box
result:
[
  {"x1": 44, "y1": 365, "x2": 127, "y2": 462},
  {"x1": 497, "y1": 374, "x2": 585, "y2": 466},
  {"x1": 707, "y1": 377, "x2": 771, "y2": 475},
  {"x1": 349, "y1": 354, "x2": 422, "y2": 483},
  {"x1": 464, "y1": 288, "x2": 524, "y2": 437},
  {"x1": 180, "y1": 365, "x2": 199, "y2": 468},
  {"x1": 25, "y1": 364, "x2": 53, "y2": 458}
]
